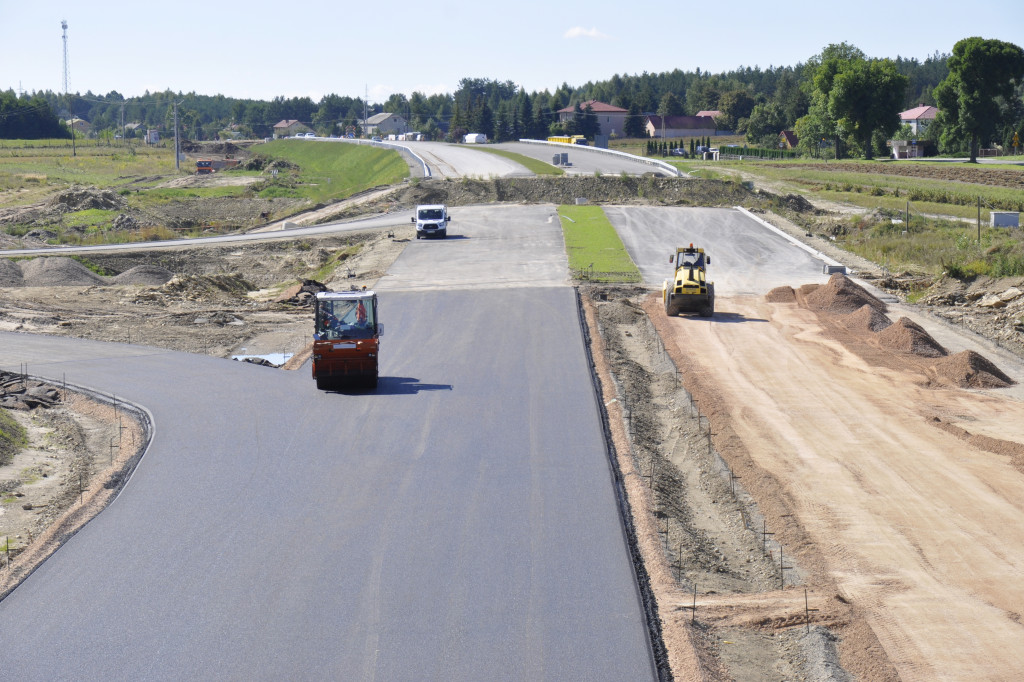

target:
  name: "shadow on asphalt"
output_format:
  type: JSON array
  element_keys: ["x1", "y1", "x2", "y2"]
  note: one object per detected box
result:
[
  {"x1": 328, "y1": 376, "x2": 453, "y2": 395},
  {"x1": 417, "y1": 234, "x2": 469, "y2": 241}
]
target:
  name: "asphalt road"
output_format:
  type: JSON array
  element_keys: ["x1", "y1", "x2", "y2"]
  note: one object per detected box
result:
[
  {"x1": 401, "y1": 141, "x2": 534, "y2": 178},
  {"x1": 376, "y1": 204, "x2": 567, "y2": 291},
  {"x1": 604, "y1": 206, "x2": 832, "y2": 295},
  {"x1": 494, "y1": 142, "x2": 678, "y2": 177},
  {"x1": 0, "y1": 204, "x2": 658, "y2": 680}
]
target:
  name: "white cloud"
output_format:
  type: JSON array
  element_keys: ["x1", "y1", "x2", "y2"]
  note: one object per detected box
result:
[{"x1": 563, "y1": 26, "x2": 610, "y2": 40}]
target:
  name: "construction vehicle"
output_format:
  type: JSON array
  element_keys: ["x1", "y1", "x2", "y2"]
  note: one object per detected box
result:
[
  {"x1": 195, "y1": 158, "x2": 240, "y2": 174},
  {"x1": 546, "y1": 135, "x2": 588, "y2": 145},
  {"x1": 663, "y1": 244, "x2": 714, "y2": 317},
  {"x1": 312, "y1": 291, "x2": 382, "y2": 390}
]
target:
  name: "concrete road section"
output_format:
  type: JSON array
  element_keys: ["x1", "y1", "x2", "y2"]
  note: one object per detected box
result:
[
  {"x1": 402, "y1": 141, "x2": 533, "y2": 178},
  {"x1": 605, "y1": 206, "x2": 832, "y2": 295},
  {"x1": 376, "y1": 204, "x2": 568, "y2": 291},
  {"x1": 0, "y1": 286, "x2": 657, "y2": 680},
  {"x1": 495, "y1": 142, "x2": 675, "y2": 177}
]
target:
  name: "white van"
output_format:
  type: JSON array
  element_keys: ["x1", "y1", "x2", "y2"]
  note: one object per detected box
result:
[{"x1": 412, "y1": 204, "x2": 451, "y2": 239}]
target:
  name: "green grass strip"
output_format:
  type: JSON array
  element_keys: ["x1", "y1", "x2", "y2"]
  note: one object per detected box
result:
[
  {"x1": 465, "y1": 147, "x2": 564, "y2": 175},
  {"x1": 256, "y1": 140, "x2": 408, "y2": 202},
  {"x1": 0, "y1": 408, "x2": 27, "y2": 467},
  {"x1": 558, "y1": 205, "x2": 641, "y2": 282}
]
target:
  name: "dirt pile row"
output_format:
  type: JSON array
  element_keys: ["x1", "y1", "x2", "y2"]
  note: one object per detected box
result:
[
  {"x1": 0, "y1": 257, "x2": 174, "y2": 288},
  {"x1": 399, "y1": 176, "x2": 767, "y2": 209},
  {"x1": 769, "y1": 273, "x2": 1014, "y2": 389}
]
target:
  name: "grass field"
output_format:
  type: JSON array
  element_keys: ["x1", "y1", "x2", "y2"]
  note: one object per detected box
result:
[
  {"x1": 558, "y1": 205, "x2": 641, "y2": 282},
  {"x1": 0, "y1": 138, "x2": 411, "y2": 245},
  {"x1": 253, "y1": 140, "x2": 408, "y2": 202},
  {"x1": 0, "y1": 142, "x2": 174, "y2": 206}
]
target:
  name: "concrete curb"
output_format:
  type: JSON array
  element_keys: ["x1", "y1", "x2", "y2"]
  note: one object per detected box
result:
[{"x1": 734, "y1": 206, "x2": 846, "y2": 273}]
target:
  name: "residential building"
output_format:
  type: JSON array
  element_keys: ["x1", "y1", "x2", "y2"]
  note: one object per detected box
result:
[
  {"x1": 779, "y1": 130, "x2": 798, "y2": 149},
  {"x1": 272, "y1": 119, "x2": 311, "y2": 138},
  {"x1": 360, "y1": 113, "x2": 409, "y2": 137},
  {"x1": 899, "y1": 105, "x2": 938, "y2": 135},
  {"x1": 556, "y1": 100, "x2": 629, "y2": 138},
  {"x1": 65, "y1": 117, "x2": 91, "y2": 136},
  {"x1": 695, "y1": 110, "x2": 722, "y2": 120},
  {"x1": 644, "y1": 115, "x2": 716, "y2": 139}
]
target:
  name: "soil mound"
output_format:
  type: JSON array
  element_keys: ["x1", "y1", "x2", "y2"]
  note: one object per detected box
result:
[
  {"x1": 775, "y1": 193, "x2": 819, "y2": 214},
  {"x1": 930, "y1": 350, "x2": 1014, "y2": 389},
  {"x1": 111, "y1": 265, "x2": 175, "y2": 286},
  {"x1": 159, "y1": 274, "x2": 252, "y2": 300},
  {"x1": 842, "y1": 304, "x2": 892, "y2": 332},
  {"x1": 0, "y1": 258, "x2": 24, "y2": 287},
  {"x1": 765, "y1": 286, "x2": 797, "y2": 303},
  {"x1": 876, "y1": 317, "x2": 947, "y2": 357},
  {"x1": 45, "y1": 186, "x2": 124, "y2": 212},
  {"x1": 19, "y1": 257, "x2": 105, "y2": 286},
  {"x1": 805, "y1": 273, "x2": 887, "y2": 315}
]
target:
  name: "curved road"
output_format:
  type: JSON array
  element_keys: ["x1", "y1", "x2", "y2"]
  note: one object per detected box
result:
[{"x1": 0, "y1": 206, "x2": 657, "y2": 680}]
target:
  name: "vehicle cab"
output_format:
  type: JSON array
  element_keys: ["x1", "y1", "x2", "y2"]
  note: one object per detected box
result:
[{"x1": 312, "y1": 291, "x2": 381, "y2": 389}]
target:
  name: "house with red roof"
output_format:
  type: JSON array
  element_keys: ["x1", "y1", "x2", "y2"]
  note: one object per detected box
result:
[
  {"x1": 900, "y1": 105, "x2": 938, "y2": 134},
  {"x1": 779, "y1": 130, "x2": 798, "y2": 149},
  {"x1": 272, "y1": 119, "x2": 311, "y2": 138},
  {"x1": 556, "y1": 100, "x2": 629, "y2": 138},
  {"x1": 644, "y1": 115, "x2": 716, "y2": 139}
]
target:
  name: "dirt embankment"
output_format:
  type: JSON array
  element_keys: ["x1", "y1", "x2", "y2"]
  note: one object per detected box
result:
[{"x1": 0, "y1": 372, "x2": 147, "y2": 602}]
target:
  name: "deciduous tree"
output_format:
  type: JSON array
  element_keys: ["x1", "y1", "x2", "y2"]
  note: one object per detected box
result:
[{"x1": 933, "y1": 37, "x2": 1024, "y2": 162}]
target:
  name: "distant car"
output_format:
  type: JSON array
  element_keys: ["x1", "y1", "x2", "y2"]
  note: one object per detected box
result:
[
  {"x1": 371, "y1": 136, "x2": 382, "y2": 142},
  {"x1": 670, "y1": 148, "x2": 688, "y2": 157},
  {"x1": 305, "y1": 132, "x2": 316, "y2": 138}
]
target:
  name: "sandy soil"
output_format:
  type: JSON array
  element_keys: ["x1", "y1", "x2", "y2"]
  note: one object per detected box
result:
[{"x1": 610, "y1": 281, "x2": 1024, "y2": 681}]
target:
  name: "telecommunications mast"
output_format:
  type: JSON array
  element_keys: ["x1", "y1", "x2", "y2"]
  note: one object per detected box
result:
[{"x1": 61, "y1": 19, "x2": 76, "y2": 156}]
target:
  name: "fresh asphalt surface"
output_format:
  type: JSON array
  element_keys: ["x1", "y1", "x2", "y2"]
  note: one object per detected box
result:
[
  {"x1": 604, "y1": 206, "x2": 832, "y2": 295},
  {"x1": 0, "y1": 205, "x2": 657, "y2": 679}
]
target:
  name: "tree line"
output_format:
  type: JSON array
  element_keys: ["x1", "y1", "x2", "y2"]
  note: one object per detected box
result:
[{"x1": 2, "y1": 38, "x2": 1021, "y2": 160}]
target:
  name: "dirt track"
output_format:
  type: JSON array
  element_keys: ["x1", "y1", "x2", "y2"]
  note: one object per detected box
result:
[{"x1": 635, "y1": 286, "x2": 1024, "y2": 681}]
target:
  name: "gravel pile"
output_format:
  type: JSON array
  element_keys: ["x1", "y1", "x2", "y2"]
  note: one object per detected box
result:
[
  {"x1": 0, "y1": 258, "x2": 24, "y2": 287},
  {"x1": 931, "y1": 350, "x2": 1015, "y2": 388},
  {"x1": 876, "y1": 317, "x2": 948, "y2": 357},
  {"x1": 841, "y1": 304, "x2": 892, "y2": 332},
  {"x1": 765, "y1": 285, "x2": 797, "y2": 303},
  {"x1": 111, "y1": 265, "x2": 174, "y2": 286},
  {"x1": 44, "y1": 186, "x2": 124, "y2": 212},
  {"x1": 19, "y1": 257, "x2": 105, "y2": 287},
  {"x1": 805, "y1": 273, "x2": 888, "y2": 315}
]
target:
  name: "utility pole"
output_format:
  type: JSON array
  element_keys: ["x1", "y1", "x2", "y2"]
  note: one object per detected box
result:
[
  {"x1": 174, "y1": 99, "x2": 183, "y2": 171},
  {"x1": 62, "y1": 19, "x2": 75, "y2": 157},
  {"x1": 120, "y1": 102, "x2": 125, "y2": 147}
]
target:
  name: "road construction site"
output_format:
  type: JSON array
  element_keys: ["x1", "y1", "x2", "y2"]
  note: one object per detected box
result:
[{"x1": 2, "y1": 163, "x2": 1024, "y2": 679}]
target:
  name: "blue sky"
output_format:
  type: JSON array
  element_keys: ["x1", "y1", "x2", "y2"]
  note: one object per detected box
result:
[{"x1": 3, "y1": 0, "x2": 1023, "y2": 103}]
